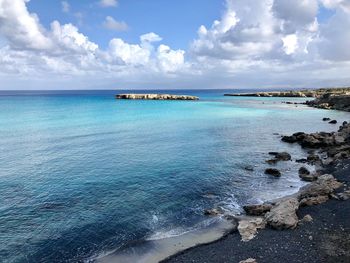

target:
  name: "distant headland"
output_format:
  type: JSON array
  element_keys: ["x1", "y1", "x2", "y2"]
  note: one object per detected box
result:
[
  {"x1": 225, "y1": 87, "x2": 350, "y2": 112},
  {"x1": 115, "y1": 94, "x2": 199, "y2": 100}
]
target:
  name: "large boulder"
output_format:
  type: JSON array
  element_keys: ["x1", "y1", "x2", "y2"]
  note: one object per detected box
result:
[
  {"x1": 265, "y1": 198, "x2": 299, "y2": 230},
  {"x1": 299, "y1": 174, "x2": 343, "y2": 199}
]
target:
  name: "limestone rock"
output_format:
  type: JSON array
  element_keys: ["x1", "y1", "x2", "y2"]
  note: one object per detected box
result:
[
  {"x1": 265, "y1": 198, "x2": 299, "y2": 230},
  {"x1": 238, "y1": 217, "x2": 266, "y2": 242}
]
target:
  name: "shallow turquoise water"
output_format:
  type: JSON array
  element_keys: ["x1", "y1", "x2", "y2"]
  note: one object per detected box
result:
[{"x1": 0, "y1": 90, "x2": 349, "y2": 262}]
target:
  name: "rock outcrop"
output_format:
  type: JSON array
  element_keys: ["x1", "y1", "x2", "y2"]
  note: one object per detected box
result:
[
  {"x1": 115, "y1": 94, "x2": 199, "y2": 100},
  {"x1": 265, "y1": 198, "x2": 299, "y2": 230},
  {"x1": 306, "y1": 94, "x2": 350, "y2": 112},
  {"x1": 238, "y1": 217, "x2": 266, "y2": 241}
]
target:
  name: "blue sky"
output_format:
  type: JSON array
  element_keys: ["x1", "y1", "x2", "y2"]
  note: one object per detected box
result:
[
  {"x1": 0, "y1": 0, "x2": 350, "y2": 90},
  {"x1": 27, "y1": 0, "x2": 225, "y2": 50}
]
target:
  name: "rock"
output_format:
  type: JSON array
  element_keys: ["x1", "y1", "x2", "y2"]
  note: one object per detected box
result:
[
  {"x1": 265, "y1": 168, "x2": 281, "y2": 177},
  {"x1": 301, "y1": 214, "x2": 313, "y2": 223},
  {"x1": 299, "y1": 174, "x2": 343, "y2": 199},
  {"x1": 298, "y1": 167, "x2": 318, "y2": 181},
  {"x1": 239, "y1": 258, "x2": 257, "y2": 263},
  {"x1": 307, "y1": 154, "x2": 320, "y2": 163},
  {"x1": 300, "y1": 172, "x2": 318, "y2": 182},
  {"x1": 238, "y1": 217, "x2": 266, "y2": 242},
  {"x1": 282, "y1": 135, "x2": 297, "y2": 143},
  {"x1": 296, "y1": 158, "x2": 308, "y2": 163},
  {"x1": 329, "y1": 120, "x2": 337, "y2": 124},
  {"x1": 275, "y1": 152, "x2": 292, "y2": 161},
  {"x1": 300, "y1": 195, "x2": 329, "y2": 206},
  {"x1": 265, "y1": 198, "x2": 299, "y2": 230},
  {"x1": 204, "y1": 208, "x2": 222, "y2": 216},
  {"x1": 323, "y1": 118, "x2": 331, "y2": 121},
  {"x1": 243, "y1": 204, "x2": 273, "y2": 216},
  {"x1": 115, "y1": 94, "x2": 199, "y2": 100},
  {"x1": 299, "y1": 166, "x2": 310, "y2": 176}
]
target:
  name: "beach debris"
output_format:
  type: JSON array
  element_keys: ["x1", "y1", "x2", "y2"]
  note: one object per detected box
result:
[
  {"x1": 264, "y1": 168, "x2": 281, "y2": 177},
  {"x1": 239, "y1": 258, "x2": 257, "y2": 263},
  {"x1": 265, "y1": 198, "x2": 299, "y2": 230},
  {"x1": 243, "y1": 204, "x2": 273, "y2": 216},
  {"x1": 238, "y1": 217, "x2": 266, "y2": 242}
]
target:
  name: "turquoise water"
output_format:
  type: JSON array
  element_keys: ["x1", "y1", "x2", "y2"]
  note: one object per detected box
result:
[{"x1": 0, "y1": 90, "x2": 349, "y2": 262}]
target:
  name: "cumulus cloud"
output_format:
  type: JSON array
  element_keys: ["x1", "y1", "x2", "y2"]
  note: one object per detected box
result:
[
  {"x1": 99, "y1": 0, "x2": 118, "y2": 8},
  {"x1": 0, "y1": 0, "x2": 350, "y2": 89},
  {"x1": 103, "y1": 16, "x2": 128, "y2": 31}
]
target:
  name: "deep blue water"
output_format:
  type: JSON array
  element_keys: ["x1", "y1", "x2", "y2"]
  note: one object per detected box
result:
[{"x1": 0, "y1": 90, "x2": 349, "y2": 262}]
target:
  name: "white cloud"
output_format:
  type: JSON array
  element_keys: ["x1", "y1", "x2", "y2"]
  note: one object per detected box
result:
[
  {"x1": 99, "y1": 0, "x2": 118, "y2": 8},
  {"x1": 140, "y1": 32, "x2": 162, "y2": 43},
  {"x1": 1, "y1": 0, "x2": 350, "y2": 90},
  {"x1": 61, "y1": 1, "x2": 70, "y2": 13},
  {"x1": 103, "y1": 16, "x2": 128, "y2": 31},
  {"x1": 282, "y1": 34, "x2": 298, "y2": 55}
]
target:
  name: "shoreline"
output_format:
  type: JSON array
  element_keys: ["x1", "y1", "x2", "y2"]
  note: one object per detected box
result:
[
  {"x1": 161, "y1": 117, "x2": 350, "y2": 262},
  {"x1": 96, "y1": 100, "x2": 350, "y2": 263}
]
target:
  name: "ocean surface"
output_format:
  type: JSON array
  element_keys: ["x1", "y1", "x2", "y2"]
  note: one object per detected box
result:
[{"x1": 1, "y1": 90, "x2": 349, "y2": 263}]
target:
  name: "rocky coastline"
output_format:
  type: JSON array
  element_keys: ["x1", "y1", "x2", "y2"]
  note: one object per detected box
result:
[
  {"x1": 115, "y1": 94, "x2": 199, "y2": 100},
  {"x1": 164, "y1": 119, "x2": 350, "y2": 262},
  {"x1": 224, "y1": 87, "x2": 350, "y2": 98}
]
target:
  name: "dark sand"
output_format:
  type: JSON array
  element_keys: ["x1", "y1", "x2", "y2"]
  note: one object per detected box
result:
[{"x1": 163, "y1": 161, "x2": 350, "y2": 263}]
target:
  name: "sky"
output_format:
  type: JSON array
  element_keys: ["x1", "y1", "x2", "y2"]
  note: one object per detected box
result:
[{"x1": 0, "y1": 0, "x2": 350, "y2": 90}]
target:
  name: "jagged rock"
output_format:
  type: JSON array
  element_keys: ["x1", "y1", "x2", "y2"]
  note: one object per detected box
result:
[
  {"x1": 265, "y1": 198, "x2": 299, "y2": 230},
  {"x1": 239, "y1": 258, "x2": 257, "y2": 263},
  {"x1": 300, "y1": 195, "x2": 329, "y2": 206},
  {"x1": 299, "y1": 174, "x2": 343, "y2": 199},
  {"x1": 329, "y1": 120, "x2": 337, "y2": 124},
  {"x1": 265, "y1": 168, "x2": 281, "y2": 177},
  {"x1": 243, "y1": 204, "x2": 273, "y2": 216},
  {"x1": 238, "y1": 217, "x2": 266, "y2": 242}
]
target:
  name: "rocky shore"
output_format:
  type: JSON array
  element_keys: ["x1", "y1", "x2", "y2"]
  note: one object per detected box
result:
[
  {"x1": 305, "y1": 94, "x2": 350, "y2": 112},
  {"x1": 224, "y1": 87, "x2": 350, "y2": 98},
  {"x1": 164, "y1": 121, "x2": 350, "y2": 263},
  {"x1": 115, "y1": 94, "x2": 199, "y2": 100}
]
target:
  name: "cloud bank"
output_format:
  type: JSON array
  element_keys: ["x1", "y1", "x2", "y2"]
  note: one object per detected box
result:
[{"x1": 0, "y1": 0, "x2": 350, "y2": 89}]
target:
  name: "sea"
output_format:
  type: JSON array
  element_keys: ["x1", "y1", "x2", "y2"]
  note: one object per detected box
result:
[{"x1": 1, "y1": 90, "x2": 349, "y2": 263}]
